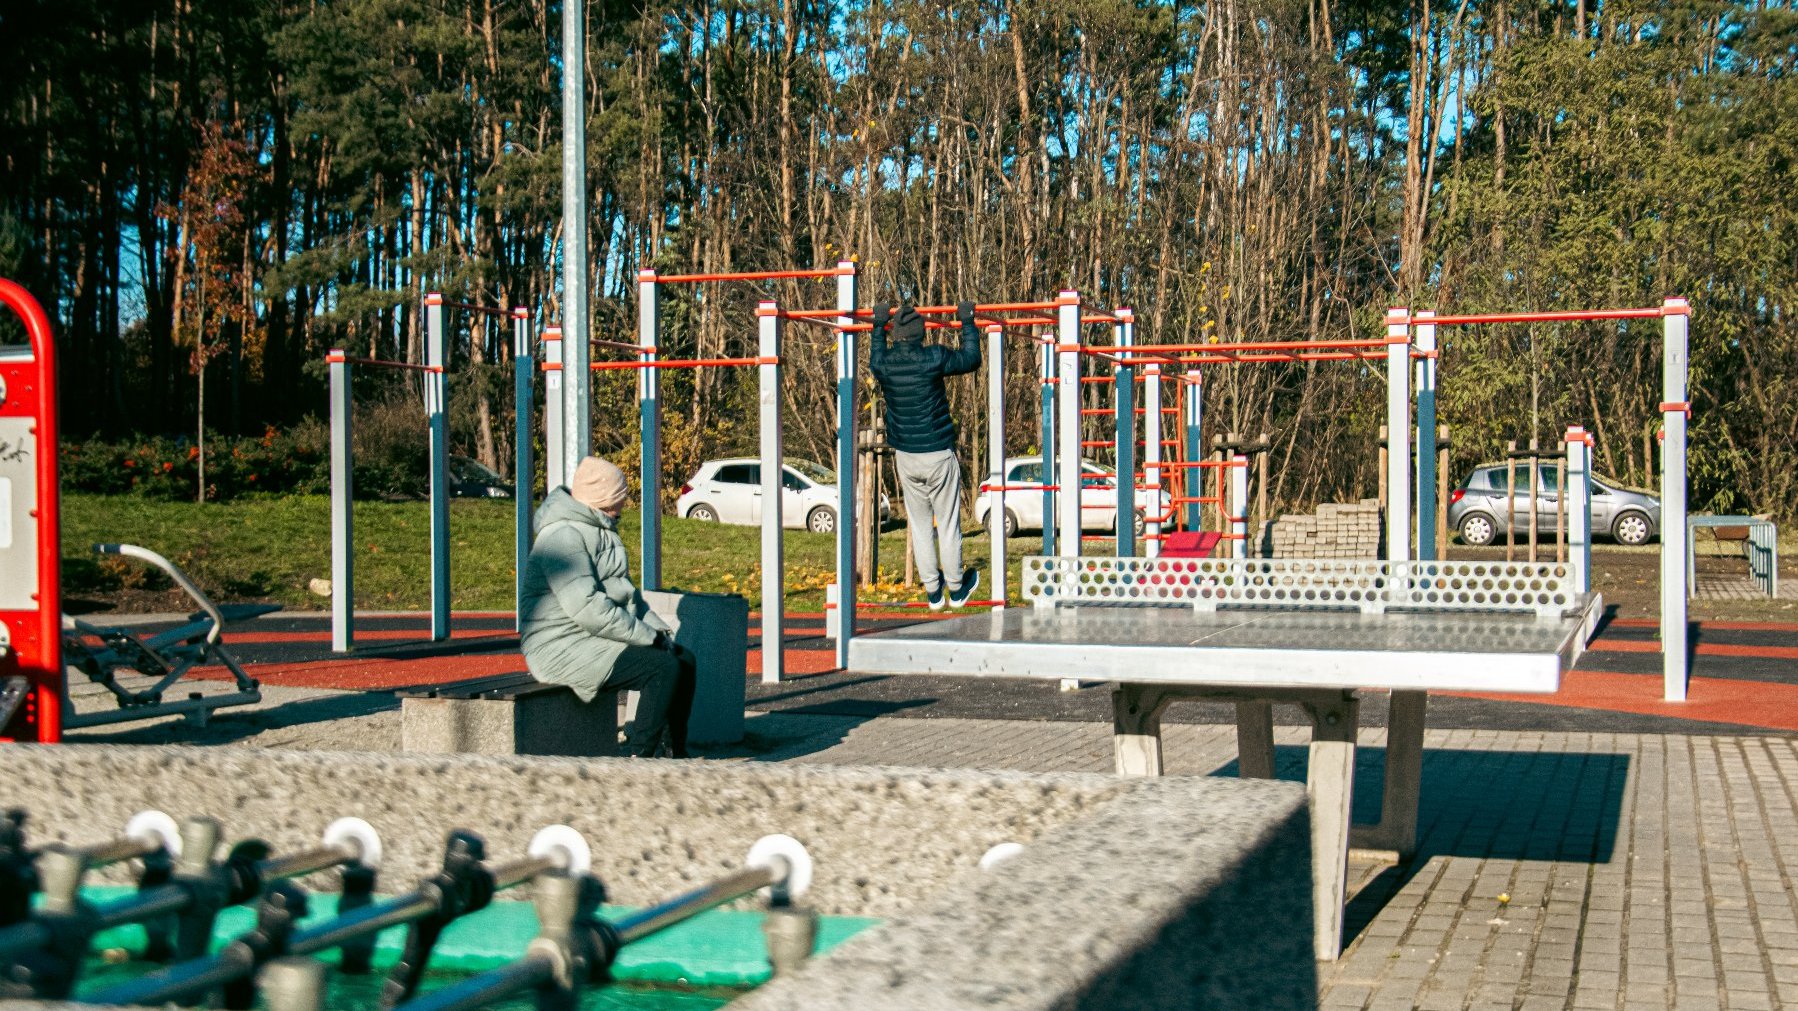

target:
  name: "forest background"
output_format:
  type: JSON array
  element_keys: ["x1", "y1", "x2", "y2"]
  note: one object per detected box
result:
[{"x1": 1, "y1": 0, "x2": 1793, "y2": 519}]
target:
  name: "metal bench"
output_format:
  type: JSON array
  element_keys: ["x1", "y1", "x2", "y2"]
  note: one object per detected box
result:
[
  {"x1": 396, "y1": 673, "x2": 620, "y2": 757},
  {"x1": 1687, "y1": 514, "x2": 1779, "y2": 597}
]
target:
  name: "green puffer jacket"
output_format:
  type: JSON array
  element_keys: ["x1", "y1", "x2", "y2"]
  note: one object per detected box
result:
[{"x1": 519, "y1": 488, "x2": 670, "y2": 701}]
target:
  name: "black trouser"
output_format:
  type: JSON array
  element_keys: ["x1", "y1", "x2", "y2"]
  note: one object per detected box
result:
[{"x1": 606, "y1": 643, "x2": 697, "y2": 757}]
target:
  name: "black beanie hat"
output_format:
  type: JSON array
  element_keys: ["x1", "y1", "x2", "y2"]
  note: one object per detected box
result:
[{"x1": 892, "y1": 303, "x2": 925, "y2": 344}]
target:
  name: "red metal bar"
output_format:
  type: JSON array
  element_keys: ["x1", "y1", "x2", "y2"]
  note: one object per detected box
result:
[
  {"x1": 344, "y1": 357, "x2": 440, "y2": 373},
  {"x1": 1413, "y1": 307, "x2": 1676, "y2": 325},
  {"x1": 648, "y1": 267, "x2": 847, "y2": 284},
  {"x1": 591, "y1": 356, "x2": 776, "y2": 370},
  {"x1": 1096, "y1": 338, "x2": 1389, "y2": 355},
  {"x1": 0, "y1": 278, "x2": 61, "y2": 743},
  {"x1": 979, "y1": 484, "x2": 1059, "y2": 493},
  {"x1": 425, "y1": 295, "x2": 524, "y2": 319},
  {"x1": 592, "y1": 337, "x2": 647, "y2": 354}
]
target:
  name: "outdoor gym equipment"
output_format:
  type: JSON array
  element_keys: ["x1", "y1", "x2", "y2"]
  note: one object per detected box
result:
[
  {"x1": 1391, "y1": 301, "x2": 1692, "y2": 700},
  {"x1": 0, "y1": 279, "x2": 61, "y2": 743},
  {"x1": 328, "y1": 295, "x2": 534, "y2": 652},
  {"x1": 60, "y1": 543, "x2": 268, "y2": 729}
]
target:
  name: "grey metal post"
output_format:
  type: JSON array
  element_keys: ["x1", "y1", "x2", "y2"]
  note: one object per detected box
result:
[
  {"x1": 832, "y1": 261, "x2": 857, "y2": 667},
  {"x1": 1230, "y1": 455, "x2": 1250, "y2": 558},
  {"x1": 1384, "y1": 308, "x2": 1412, "y2": 563},
  {"x1": 328, "y1": 350, "x2": 354, "y2": 653},
  {"x1": 1056, "y1": 291, "x2": 1082, "y2": 557},
  {"x1": 1183, "y1": 371, "x2": 1203, "y2": 531},
  {"x1": 1661, "y1": 298, "x2": 1690, "y2": 701},
  {"x1": 638, "y1": 270, "x2": 661, "y2": 590},
  {"x1": 758, "y1": 301, "x2": 785, "y2": 684},
  {"x1": 513, "y1": 309, "x2": 533, "y2": 633},
  {"x1": 986, "y1": 323, "x2": 1007, "y2": 603},
  {"x1": 1415, "y1": 311, "x2": 1438, "y2": 560},
  {"x1": 559, "y1": 0, "x2": 591, "y2": 482},
  {"x1": 1114, "y1": 311, "x2": 1135, "y2": 557},
  {"x1": 426, "y1": 294, "x2": 451, "y2": 641},
  {"x1": 1566, "y1": 426, "x2": 1592, "y2": 593},
  {"x1": 542, "y1": 328, "x2": 564, "y2": 490},
  {"x1": 1144, "y1": 365, "x2": 1163, "y2": 557},
  {"x1": 1039, "y1": 339, "x2": 1055, "y2": 555}
]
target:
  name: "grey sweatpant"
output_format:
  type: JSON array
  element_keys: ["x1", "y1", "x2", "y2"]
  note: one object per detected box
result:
[{"x1": 895, "y1": 448, "x2": 966, "y2": 591}]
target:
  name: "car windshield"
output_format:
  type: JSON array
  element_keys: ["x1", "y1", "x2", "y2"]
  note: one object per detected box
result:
[
  {"x1": 785, "y1": 459, "x2": 835, "y2": 484},
  {"x1": 451, "y1": 456, "x2": 503, "y2": 482}
]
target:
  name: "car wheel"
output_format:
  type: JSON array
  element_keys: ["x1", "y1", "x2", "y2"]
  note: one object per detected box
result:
[
  {"x1": 687, "y1": 504, "x2": 719, "y2": 522},
  {"x1": 807, "y1": 506, "x2": 836, "y2": 534},
  {"x1": 1613, "y1": 510, "x2": 1652, "y2": 546},
  {"x1": 1004, "y1": 509, "x2": 1019, "y2": 539},
  {"x1": 1132, "y1": 511, "x2": 1147, "y2": 538},
  {"x1": 1458, "y1": 512, "x2": 1496, "y2": 547}
]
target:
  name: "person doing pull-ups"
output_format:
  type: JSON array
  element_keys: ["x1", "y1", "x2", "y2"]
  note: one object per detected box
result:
[{"x1": 869, "y1": 301, "x2": 982, "y2": 610}]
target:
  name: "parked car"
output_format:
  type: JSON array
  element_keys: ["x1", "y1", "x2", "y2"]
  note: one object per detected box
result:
[
  {"x1": 1448, "y1": 462, "x2": 1660, "y2": 546},
  {"x1": 971, "y1": 456, "x2": 1168, "y2": 538},
  {"x1": 448, "y1": 455, "x2": 514, "y2": 499},
  {"x1": 675, "y1": 458, "x2": 889, "y2": 533}
]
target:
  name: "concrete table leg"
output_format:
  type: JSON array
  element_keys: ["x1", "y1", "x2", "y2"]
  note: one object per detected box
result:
[
  {"x1": 1351, "y1": 689, "x2": 1425, "y2": 858},
  {"x1": 1302, "y1": 691, "x2": 1359, "y2": 962},
  {"x1": 1235, "y1": 700, "x2": 1276, "y2": 779},
  {"x1": 1112, "y1": 685, "x2": 1175, "y2": 777}
]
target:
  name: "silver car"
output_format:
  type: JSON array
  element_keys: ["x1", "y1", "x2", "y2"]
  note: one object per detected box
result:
[{"x1": 1448, "y1": 463, "x2": 1661, "y2": 547}]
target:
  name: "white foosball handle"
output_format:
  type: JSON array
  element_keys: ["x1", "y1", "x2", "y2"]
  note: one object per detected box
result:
[
  {"x1": 528, "y1": 825, "x2": 592, "y2": 876},
  {"x1": 322, "y1": 817, "x2": 383, "y2": 869},
  {"x1": 978, "y1": 842, "x2": 1025, "y2": 870},
  {"x1": 124, "y1": 810, "x2": 181, "y2": 858},
  {"x1": 747, "y1": 834, "x2": 812, "y2": 901}
]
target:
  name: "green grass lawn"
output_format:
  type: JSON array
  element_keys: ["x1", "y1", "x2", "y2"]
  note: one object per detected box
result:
[{"x1": 60, "y1": 494, "x2": 1055, "y2": 613}]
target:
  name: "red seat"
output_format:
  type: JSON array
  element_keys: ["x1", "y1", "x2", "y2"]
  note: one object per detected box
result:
[{"x1": 1160, "y1": 531, "x2": 1223, "y2": 558}]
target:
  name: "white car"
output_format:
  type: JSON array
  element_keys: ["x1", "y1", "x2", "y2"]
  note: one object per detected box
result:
[
  {"x1": 972, "y1": 456, "x2": 1167, "y2": 538},
  {"x1": 676, "y1": 458, "x2": 889, "y2": 534}
]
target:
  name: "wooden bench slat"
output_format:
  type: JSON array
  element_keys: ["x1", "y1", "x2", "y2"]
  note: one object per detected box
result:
[{"x1": 395, "y1": 672, "x2": 535, "y2": 701}]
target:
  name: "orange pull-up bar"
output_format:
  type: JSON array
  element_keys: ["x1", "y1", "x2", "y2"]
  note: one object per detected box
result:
[
  {"x1": 1405, "y1": 305, "x2": 1684, "y2": 325},
  {"x1": 640, "y1": 266, "x2": 852, "y2": 284}
]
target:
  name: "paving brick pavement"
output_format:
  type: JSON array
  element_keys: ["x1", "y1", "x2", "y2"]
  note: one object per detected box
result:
[{"x1": 739, "y1": 711, "x2": 1798, "y2": 1009}]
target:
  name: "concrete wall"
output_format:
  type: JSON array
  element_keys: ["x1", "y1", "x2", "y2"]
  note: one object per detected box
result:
[{"x1": 1, "y1": 747, "x2": 1314, "y2": 1008}]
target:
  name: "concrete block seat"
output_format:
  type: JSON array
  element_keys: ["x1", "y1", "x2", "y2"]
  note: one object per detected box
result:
[{"x1": 397, "y1": 673, "x2": 620, "y2": 758}]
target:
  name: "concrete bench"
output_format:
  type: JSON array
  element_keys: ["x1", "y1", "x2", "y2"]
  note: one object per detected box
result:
[{"x1": 397, "y1": 673, "x2": 620, "y2": 758}]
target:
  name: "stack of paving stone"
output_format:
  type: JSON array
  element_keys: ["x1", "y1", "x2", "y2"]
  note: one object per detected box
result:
[{"x1": 1259, "y1": 498, "x2": 1385, "y2": 558}]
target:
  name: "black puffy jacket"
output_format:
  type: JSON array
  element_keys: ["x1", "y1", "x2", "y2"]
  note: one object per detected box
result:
[{"x1": 870, "y1": 313, "x2": 982, "y2": 454}]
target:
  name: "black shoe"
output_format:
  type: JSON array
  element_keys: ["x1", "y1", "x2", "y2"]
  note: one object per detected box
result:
[
  {"x1": 926, "y1": 581, "x2": 946, "y2": 612},
  {"x1": 949, "y1": 569, "x2": 980, "y2": 608}
]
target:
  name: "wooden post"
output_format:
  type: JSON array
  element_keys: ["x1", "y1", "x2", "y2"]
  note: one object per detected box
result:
[
  {"x1": 1436, "y1": 425, "x2": 1450, "y2": 560},
  {"x1": 1527, "y1": 438, "x2": 1540, "y2": 564},
  {"x1": 1505, "y1": 441, "x2": 1517, "y2": 563},
  {"x1": 1378, "y1": 425, "x2": 1389, "y2": 522},
  {"x1": 1556, "y1": 457, "x2": 1567, "y2": 564}
]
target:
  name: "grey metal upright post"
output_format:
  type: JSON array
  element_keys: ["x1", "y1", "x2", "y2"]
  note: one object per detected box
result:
[
  {"x1": 1056, "y1": 291, "x2": 1082, "y2": 558},
  {"x1": 758, "y1": 301, "x2": 785, "y2": 683},
  {"x1": 1183, "y1": 371, "x2": 1203, "y2": 531},
  {"x1": 426, "y1": 294, "x2": 451, "y2": 641},
  {"x1": 328, "y1": 350, "x2": 354, "y2": 653},
  {"x1": 832, "y1": 261, "x2": 857, "y2": 668},
  {"x1": 1566, "y1": 425, "x2": 1592, "y2": 593},
  {"x1": 559, "y1": 0, "x2": 591, "y2": 483},
  {"x1": 1114, "y1": 310, "x2": 1135, "y2": 557},
  {"x1": 1661, "y1": 298, "x2": 1691, "y2": 701},
  {"x1": 638, "y1": 270, "x2": 661, "y2": 590},
  {"x1": 1040, "y1": 339, "x2": 1056, "y2": 555},
  {"x1": 512, "y1": 309, "x2": 533, "y2": 632},
  {"x1": 1384, "y1": 308, "x2": 1412, "y2": 563},
  {"x1": 1144, "y1": 364, "x2": 1163, "y2": 557},
  {"x1": 1414, "y1": 311, "x2": 1438, "y2": 560},
  {"x1": 986, "y1": 323, "x2": 1007, "y2": 603},
  {"x1": 543, "y1": 328, "x2": 564, "y2": 490}
]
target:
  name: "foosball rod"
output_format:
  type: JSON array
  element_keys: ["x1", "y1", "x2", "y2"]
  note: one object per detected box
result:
[{"x1": 390, "y1": 835, "x2": 814, "y2": 1011}]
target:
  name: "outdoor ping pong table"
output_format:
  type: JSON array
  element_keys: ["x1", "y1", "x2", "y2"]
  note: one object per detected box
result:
[{"x1": 847, "y1": 556, "x2": 1605, "y2": 961}]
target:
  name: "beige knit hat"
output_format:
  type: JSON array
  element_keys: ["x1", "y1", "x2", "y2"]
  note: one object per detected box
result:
[{"x1": 570, "y1": 456, "x2": 629, "y2": 513}]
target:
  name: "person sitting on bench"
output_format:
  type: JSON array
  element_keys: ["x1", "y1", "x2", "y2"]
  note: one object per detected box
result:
[{"x1": 520, "y1": 456, "x2": 695, "y2": 757}]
